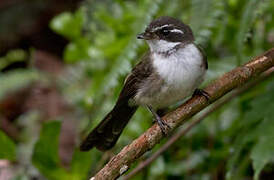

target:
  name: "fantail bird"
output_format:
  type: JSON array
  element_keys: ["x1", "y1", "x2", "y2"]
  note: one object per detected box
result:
[{"x1": 80, "y1": 16, "x2": 208, "y2": 151}]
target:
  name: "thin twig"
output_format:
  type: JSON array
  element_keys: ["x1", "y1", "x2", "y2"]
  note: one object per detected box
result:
[
  {"x1": 93, "y1": 49, "x2": 274, "y2": 180},
  {"x1": 123, "y1": 66, "x2": 274, "y2": 179}
]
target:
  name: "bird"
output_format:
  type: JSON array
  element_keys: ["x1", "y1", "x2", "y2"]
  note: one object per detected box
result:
[{"x1": 80, "y1": 16, "x2": 208, "y2": 151}]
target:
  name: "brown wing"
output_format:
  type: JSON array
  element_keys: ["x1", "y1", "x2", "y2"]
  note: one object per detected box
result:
[
  {"x1": 195, "y1": 43, "x2": 208, "y2": 69},
  {"x1": 80, "y1": 52, "x2": 152, "y2": 151},
  {"x1": 117, "y1": 52, "x2": 153, "y2": 102}
]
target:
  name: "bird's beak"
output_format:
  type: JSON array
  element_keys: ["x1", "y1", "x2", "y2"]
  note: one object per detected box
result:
[{"x1": 137, "y1": 32, "x2": 153, "y2": 40}]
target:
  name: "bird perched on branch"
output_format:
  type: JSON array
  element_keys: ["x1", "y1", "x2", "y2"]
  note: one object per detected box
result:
[{"x1": 80, "y1": 16, "x2": 208, "y2": 151}]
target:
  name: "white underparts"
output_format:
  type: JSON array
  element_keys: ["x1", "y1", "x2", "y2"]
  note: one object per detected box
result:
[
  {"x1": 134, "y1": 43, "x2": 206, "y2": 109},
  {"x1": 152, "y1": 43, "x2": 204, "y2": 86}
]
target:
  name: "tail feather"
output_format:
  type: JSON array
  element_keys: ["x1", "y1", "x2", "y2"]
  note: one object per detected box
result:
[{"x1": 80, "y1": 103, "x2": 137, "y2": 151}]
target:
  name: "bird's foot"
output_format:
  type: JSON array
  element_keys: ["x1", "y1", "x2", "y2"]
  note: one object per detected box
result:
[
  {"x1": 147, "y1": 106, "x2": 170, "y2": 135},
  {"x1": 155, "y1": 116, "x2": 170, "y2": 135},
  {"x1": 192, "y1": 89, "x2": 210, "y2": 100},
  {"x1": 151, "y1": 109, "x2": 167, "y2": 124}
]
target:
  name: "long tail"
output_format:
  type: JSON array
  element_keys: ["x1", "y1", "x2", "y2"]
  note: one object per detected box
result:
[{"x1": 80, "y1": 102, "x2": 137, "y2": 151}]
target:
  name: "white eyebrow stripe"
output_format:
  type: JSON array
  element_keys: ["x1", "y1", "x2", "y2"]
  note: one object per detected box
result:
[
  {"x1": 152, "y1": 24, "x2": 171, "y2": 32},
  {"x1": 170, "y1": 29, "x2": 184, "y2": 34},
  {"x1": 152, "y1": 25, "x2": 184, "y2": 34}
]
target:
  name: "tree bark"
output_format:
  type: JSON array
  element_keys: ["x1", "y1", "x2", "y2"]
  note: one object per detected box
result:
[
  {"x1": 93, "y1": 48, "x2": 274, "y2": 180},
  {"x1": 123, "y1": 66, "x2": 274, "y2": 179}
]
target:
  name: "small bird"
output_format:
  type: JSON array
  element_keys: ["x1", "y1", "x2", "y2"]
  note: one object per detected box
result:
[{"x1": 80, "y1": 16, "x2": 208, "y2": 151}]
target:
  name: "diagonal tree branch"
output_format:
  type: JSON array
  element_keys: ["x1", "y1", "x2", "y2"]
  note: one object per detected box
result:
[
  {"x1": 123, "y1": 66, "x2": 274, "y2": 179},
  {"x1": 92, "y1": 48, "x2": 274, "y2": 180}
]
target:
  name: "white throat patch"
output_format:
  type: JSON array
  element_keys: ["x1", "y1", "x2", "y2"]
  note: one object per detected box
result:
[{"x1": 146, "y1": 39, "x2": 180, "y2": 54}]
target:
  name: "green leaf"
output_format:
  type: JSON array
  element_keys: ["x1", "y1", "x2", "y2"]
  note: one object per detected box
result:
[
  {"x1": 226, "y1": 80, "x2": 274, "y2": 179},
  {"x1": 236, "y1": 0, "x2": 261, "y2": 64},
  {"x1": 0, "y1": 49, "x2": 27, "y2": 70},
  {"x1": 0, "y1": 130, "x2": 16, "y2": 161},
  {"x1": 64, "y1": 38, "x2": 90, "y2": 63},
  {"x1": 32, "y1": 121, "x2": 69, "y2": 180},
  {"x1": 69, "y1": 150, "x2": 93, "y2": 180},
  {"x1": 50, "y1": 10, "x2": 84, "y2": 40},
  {"x1": 88, "y1": 0, "x2": 164, "y2": 103},
  {"x1": 190, "y1": 0, "x2": 225, "y2": 46},
  {"x1": 251, "y1": 117, "x2": 274, "y2": 180}
]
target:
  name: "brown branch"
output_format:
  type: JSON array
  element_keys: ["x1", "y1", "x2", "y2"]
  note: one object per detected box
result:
[
  {"x1": 123, "y1": 66, "x2": 274, "y2": 179},
  {"x1": 93, "y1": 48, "x2": 274, "y2": 180}
]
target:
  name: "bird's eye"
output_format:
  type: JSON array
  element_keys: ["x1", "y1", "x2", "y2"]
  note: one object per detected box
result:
[{"x1": 161, "y1": 29, "x2": 170, "y2": 36}]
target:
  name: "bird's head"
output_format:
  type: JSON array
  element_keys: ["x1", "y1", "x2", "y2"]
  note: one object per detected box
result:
[{"x1": 137, "y1": 16, "x2": 194, "y2": 53}]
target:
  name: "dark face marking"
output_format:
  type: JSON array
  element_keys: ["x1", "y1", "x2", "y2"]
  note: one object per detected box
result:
[{"x1": 153, "y1": 25, "x2": 185, "y2": 42}]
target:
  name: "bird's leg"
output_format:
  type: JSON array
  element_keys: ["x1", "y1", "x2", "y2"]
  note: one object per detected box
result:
[
  {"x1": 147, "y1": 106, "x2": 170, "y2": 135},
  {"x1": 192, "y1": 88, "x2": 210, "y2": 100},
  {"x1": 151, "y1": 108, "x2": 168, "y2": 124}
]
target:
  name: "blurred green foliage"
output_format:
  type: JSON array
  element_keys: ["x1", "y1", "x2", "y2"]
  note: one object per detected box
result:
[
  {"x1": 0, "y1": 70, "x2": 41, "y2": 101},
  {"x1": 0, "y1": 0, "x2": 274, "y2": 179},
  {"x1": 32, "y1": 121, "x2": 92, "y2": 180},
  {"x1": 0, "y1": 130, "x2": 16, "y2": 161},
  {"x1": 0, "y1": 49, "x2": 27, "y2": 70},
  {"x1": 32, "y1": 121, "x2": 70, "y2": 180}
]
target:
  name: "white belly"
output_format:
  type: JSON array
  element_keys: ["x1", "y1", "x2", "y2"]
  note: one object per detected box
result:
[{"x1": 135, "y1": 43, "x2": 206, "y2": 109}]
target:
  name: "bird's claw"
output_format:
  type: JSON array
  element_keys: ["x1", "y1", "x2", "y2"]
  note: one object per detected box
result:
[
  {"x1": 193, "y1": 89, "x2": 210, "y2": 100},
  {"x1": 155, "y1": 116, "x2": 170, "y2": 135}
]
